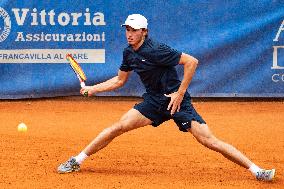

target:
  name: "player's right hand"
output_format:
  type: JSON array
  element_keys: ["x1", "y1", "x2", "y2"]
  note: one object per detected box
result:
[{"x1": 80, "y1": 86, "x2": 96, "y2": 97}]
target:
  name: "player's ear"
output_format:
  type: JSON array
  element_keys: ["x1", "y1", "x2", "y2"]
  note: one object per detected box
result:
[{"x1": 142, "y1": 28, "x2": 148, "y2": 37}]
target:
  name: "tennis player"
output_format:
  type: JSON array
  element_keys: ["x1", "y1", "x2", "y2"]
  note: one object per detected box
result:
[{"x1": 58, "y1": 14, "x2": 276, "y2": 181}]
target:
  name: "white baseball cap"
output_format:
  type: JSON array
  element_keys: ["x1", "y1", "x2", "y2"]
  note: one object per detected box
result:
[{"x1": 121, "y1": 14, "x2": 148, "y2": 29}]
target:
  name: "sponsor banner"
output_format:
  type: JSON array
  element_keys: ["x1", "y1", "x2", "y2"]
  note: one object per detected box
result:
[
  {"x1": 0, "y1": 49, "x2": 105, "y2": 63},
  {"x1": 0, "y1": 1, "x2": 284, "y2": 99}
]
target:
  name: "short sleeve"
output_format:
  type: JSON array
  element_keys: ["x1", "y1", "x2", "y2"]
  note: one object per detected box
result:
[
  {"x1": 154, "y1": 43, "x2": 182, "y2": 66},
  {"x1": 119, "y1": 49, "x2": 133, "y2": 72}
]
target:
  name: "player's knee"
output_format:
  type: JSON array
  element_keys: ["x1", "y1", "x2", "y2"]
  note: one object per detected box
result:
[
  {"x1": 103, "y1": 123, "x2": 124, "y2": 138},
  {"x1": 111, "y1": 120, "x2": 129, "y2": 135},
  {"x1": 206, "y1": 138, "x2": 219, "y2": 150},
  {"x1": 198, "y1": 135, "x2": 219, "y2": 150}
]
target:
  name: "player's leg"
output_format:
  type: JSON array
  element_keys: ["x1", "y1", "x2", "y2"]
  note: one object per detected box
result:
[
  {"x1": 189, "y1": 121, "x2": 276, "y2": 181},
  {"x1": 189, "y1": 121, "x2": 252, "y2": 168},
  {"x1": 82, "y1": 108, "x2": 152, "y2": 156},
  {"x1": 58, "y1": 108, "x2": 152, "y2": 173},
  {"x1": 172, "y1": 96, "x2": 275, "y2": 181}
]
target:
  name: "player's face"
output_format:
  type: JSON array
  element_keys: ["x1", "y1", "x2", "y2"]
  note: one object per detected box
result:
[{"x1": 125, "y1": 26, "x2": 147, "y2": 49}]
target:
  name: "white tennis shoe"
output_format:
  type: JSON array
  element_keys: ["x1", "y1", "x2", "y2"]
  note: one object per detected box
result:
[
  {"x1": 57, "y1": 157, "x2": 80, "y2": 174},
  {"x1": 256, "y1": 169, "x2": 276, "y2": 181}
]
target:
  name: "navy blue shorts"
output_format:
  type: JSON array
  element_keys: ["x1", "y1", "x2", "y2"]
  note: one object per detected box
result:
[{"x1": 134, "y1": 93, "x2": 206, "y2": 132}]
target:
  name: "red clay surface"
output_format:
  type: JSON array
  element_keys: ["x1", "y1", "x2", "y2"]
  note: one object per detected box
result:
[{"x1": 0, "y1": 97, "x2": 283, "y2": 189}]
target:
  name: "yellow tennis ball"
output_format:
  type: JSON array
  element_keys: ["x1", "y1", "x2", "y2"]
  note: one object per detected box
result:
[{"x1": 17, "y1": 123, "x2": 28, "y2": 132}]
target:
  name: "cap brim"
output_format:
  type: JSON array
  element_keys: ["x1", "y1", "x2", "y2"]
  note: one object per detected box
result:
[{"x1": 121, "y1": 24, "x2": 144, "y2": 30}]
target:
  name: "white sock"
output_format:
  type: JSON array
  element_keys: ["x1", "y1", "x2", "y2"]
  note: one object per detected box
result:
[
  {"x1": 248, "y1": 163, "x2": 261, "y2": 176},
  {"x1": 75, "y1": 152, "x2": 88, "y2": 165}
]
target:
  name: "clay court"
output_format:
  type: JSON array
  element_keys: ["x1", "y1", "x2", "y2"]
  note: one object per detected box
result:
[{"x1": 0, "y1": 97, "x2": 283, "y2": 189}]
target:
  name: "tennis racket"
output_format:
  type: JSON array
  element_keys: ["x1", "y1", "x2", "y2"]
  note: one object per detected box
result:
[{"x1": 66, "y1": 54, "x2": 87, "y2": 88}]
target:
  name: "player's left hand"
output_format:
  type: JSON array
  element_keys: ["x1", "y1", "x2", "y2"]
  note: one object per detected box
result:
[{"x1": 164, "y1": 91, "x2": 184, "y2": 115}]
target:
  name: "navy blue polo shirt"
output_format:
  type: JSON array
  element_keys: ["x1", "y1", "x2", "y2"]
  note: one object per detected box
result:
[{"x1": 120, "y1": 37, "x2": 182, "y2": 95}]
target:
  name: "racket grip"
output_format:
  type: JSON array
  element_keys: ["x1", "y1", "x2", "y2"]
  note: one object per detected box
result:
[
  {"x1": 83, "y1": 91, "x2": 88, "y2": 97},
  {"x1": 80, "y1": 82, "x2": 85, "y2": 88}
]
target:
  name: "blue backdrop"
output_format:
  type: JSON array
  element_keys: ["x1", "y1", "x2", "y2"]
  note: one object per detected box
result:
[{"x1": 0, "y1": 0, "x2": 284, "y2": 99}]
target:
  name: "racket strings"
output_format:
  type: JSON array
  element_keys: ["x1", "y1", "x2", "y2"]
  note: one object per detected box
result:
[{"x1": 67, "y1": 55, "x2": 87, "y2": 81}]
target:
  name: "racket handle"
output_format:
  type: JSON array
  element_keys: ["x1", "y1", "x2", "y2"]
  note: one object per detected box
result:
[
  {"x1": 80, "y1": 82, "x2": 85, "y2": 88},
  {"x1": 83, "y1": 91, "x2": 88, "y2": 97},
  {"x1": 76, "y1": 74, "x2": 85, "y2": 88}
]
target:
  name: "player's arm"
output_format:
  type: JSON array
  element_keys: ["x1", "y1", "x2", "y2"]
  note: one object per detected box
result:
[
  {"x1": 178, "y1": 53, "x2": 198, "y2": 95},
  {"x1": 80, "y1": 70, "x2": 131, "y2": 96},
  {"x1": 165, "y1": 53, "x2": 198, "y2": 114}
]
